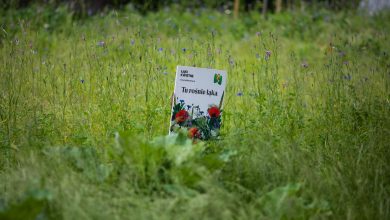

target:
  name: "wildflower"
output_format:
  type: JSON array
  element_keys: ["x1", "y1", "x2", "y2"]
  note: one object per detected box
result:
[
  {"x1": 80, "y1": 79, "x2": 85, "y2": 84},
  {"x1": 186, "y1": 105, "x2": 191, "y2": 110},
  {"x1": 130, "y1": 39, "x2": 135, "y2": 45},
  {"x1": 97, "y1": 41, "x2": 105, "y2": 47},
  {"x1": 343, "y1": 61, "x2": 349, "y2": 65},
  {"x1": 301, "y1": 61, "x2": 309, "y2": 68},
  {"x1": 163, "y1": 71, "x2": 167, "y2": 75},
  {"x1": 188, "y1": 127, "x2": 201, "y2": 139},
  {"x1": 175, "y1": 110, "x2": 189, "y2": 123},
  {"x1": 158, "y1": 47, "x2": 163, "y2": 52},
  {"x1": 338, "y1": 51, "x2": 346, "y2": 57},
  {"x1": 237, "y1": 91, "x2": 243, "y2": 96},
  {"x1": 182, "y1": 48, "x2": 187, "y2": 52},
  {"x1": 256, "y1": 32, "x2": 261, "y2": 37},
  {"x1": 265, "y1": 50, "x2": 272, "y2": 61},
  {"x1": 208, "y1": 106, "x2": 221, "y2": 118},
  {"x1": 180, "y1": 99, "x2": 184, "y2": 103},
  {"x1": 228, "y1": 56, "x2": 234, "y2": 66},
  {"x1": 343, "y1": 74, "x2": 352, "y2": 80}
]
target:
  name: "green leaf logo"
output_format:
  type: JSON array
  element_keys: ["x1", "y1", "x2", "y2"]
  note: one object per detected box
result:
[{"x1": 214, "y1": 73, "x2": 222, "y2": 85}]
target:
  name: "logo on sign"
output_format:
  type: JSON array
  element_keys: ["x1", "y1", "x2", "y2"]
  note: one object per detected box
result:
[{"x1": 214, "y1": 73, "x2": 222, "y2": 85}]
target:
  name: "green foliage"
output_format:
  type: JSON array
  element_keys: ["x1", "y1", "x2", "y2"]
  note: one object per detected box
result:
[
  {"x1": 257, "y1": 183, "x2": 331, "y2": 219},
  {"x1": 0, "y1": 5, "x2": 389, "y2": 220},
  {"x1": 0, "y1": 188, "x2": 58, "y2": 220}
]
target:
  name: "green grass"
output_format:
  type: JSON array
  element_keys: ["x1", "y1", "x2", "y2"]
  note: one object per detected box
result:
[{"x1": 1, "y1": 6, "x2": 390, "y2": 219}]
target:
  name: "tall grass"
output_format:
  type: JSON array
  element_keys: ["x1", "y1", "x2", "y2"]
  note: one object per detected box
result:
[{"x1": 0, "y1": 6, "x2": 389, "y2": 219}]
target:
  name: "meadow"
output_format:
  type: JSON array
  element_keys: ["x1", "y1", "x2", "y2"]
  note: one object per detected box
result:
[{"x1": 0, "y1": 5, "x2": 389, "y2": 219}]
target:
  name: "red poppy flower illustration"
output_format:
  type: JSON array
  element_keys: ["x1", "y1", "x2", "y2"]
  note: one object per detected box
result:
[
  {"x1": 208, "y1": 106, "x2": 220, "y2": 118},
  {"x1": 175, "y1": 109, "x2": 189, "y2": 123},
  {"x1": 188, "y1": 127, "x2": 200, "y2": 139}
]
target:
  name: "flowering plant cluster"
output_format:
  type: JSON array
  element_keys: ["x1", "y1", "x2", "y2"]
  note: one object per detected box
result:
[{"x1": 170, "y1": 99, "x2": 222, "y2": 140}]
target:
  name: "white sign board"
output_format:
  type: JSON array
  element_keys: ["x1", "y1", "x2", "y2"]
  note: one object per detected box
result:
[{"x1": 170, "y1": 66, "x2": 227, "y2": 140}]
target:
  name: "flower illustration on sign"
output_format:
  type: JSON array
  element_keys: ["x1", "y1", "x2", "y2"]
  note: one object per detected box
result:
[
  {"x1": 214, "y1": 73, "x2": 222, "y2": 85},
  {"x1": 170, "y1": 100, "x2": 223, "y2": 140},
  {"x1": 175, "y1": 110, "x2": 189, "y2": 123},
  {"x1": 188, "y1": 127, "x2": 201, "y2": 139},
  {"x1": 208, "y1": 106, "x2": 221, "y2": 118}
]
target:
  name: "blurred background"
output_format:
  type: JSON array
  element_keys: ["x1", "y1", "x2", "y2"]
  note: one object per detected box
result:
[{"x1": 1, "y1": 0, "x2": 389, "y2": 16}]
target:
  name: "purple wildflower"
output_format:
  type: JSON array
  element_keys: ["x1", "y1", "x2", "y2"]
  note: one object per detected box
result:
[
  {"x1": 182, "y1": 48, "x2": 187, "y2": 52},
  {"x1": 228, "y1": 56, "x2": 234, "y2": 66},
  {"x1": 237, "y1": 91, "x2": 243, "y2": 96},
  {"x1": 97, "y1": 41, "x2": 105, "y2": 47},
  {"x1": 343, "y1": 74, "x2": 352, "y2": 80},
  {"x1": 265, "y1": 50, "x2": 272, "y2": 61},
  {"x1": 131, "y1": 39, "x2": 135, "y2": 45},
  {"x1": 158, "y1": 47, "x2": 163, "y2": 52}
]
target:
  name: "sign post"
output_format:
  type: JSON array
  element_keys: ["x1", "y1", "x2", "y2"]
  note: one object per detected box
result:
[{"x1": 170, "y1": 66, "x2": 227, "y2": 140}]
